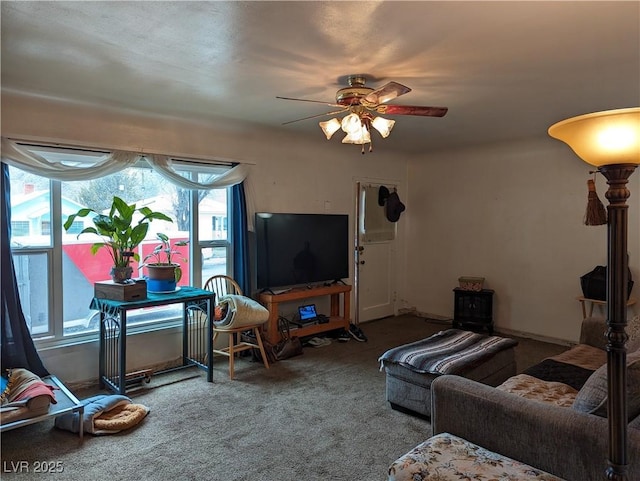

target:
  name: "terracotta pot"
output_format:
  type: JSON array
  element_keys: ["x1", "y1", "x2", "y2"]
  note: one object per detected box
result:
[{"x1": 110, "y1": 266, "x2": 133, "y2": 283}]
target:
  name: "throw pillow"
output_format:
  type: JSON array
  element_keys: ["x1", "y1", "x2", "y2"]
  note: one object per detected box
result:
[
  {"x1": 627, "y1": 314, "x2": 640, "y2": 352},
  {"x1": 573, "y1": 349, "x2": 640, "y2": 421}
]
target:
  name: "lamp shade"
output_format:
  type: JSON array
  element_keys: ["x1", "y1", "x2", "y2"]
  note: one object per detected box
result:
[
  {"x1": 341, "y1": 113, "x2": 363, "y2": 134},
  {"x1": 548, "y1": 107, "x2": 640, "y2": 166},
  {"x1": 319, "y1": 118, "x2": 341, "y2": 140},
  {"x1": 342, "y1": 128, "x2": 371, "y2": 145},
  {"x1": 371, "y1": 116, "x2": 396, "y2": 138}
]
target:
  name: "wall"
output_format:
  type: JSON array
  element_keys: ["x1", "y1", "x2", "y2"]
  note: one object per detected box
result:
[
  {"x1": 2, "y1": 92, "x2": 408, "y2": 383},
  {"x1": 405, "y1": 138, "x2": 639, "y2": 343},
  {"x1": 5, "y1": 92, "x2": 639, "y2": 380}
]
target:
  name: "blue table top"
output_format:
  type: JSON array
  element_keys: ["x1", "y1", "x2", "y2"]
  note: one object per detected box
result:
[{"x1": 91, "y1": 285, "x2": 214, "y2": 311}]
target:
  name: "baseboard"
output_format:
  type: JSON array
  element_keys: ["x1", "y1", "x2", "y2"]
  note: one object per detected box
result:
[
  {"x1": 409, "y1": 310, "x2": 573, "y2": 347},
  {"x1": 66, "y1": 357, "x2": 188, "y2": 392},
  {"x1": 415, "y1": 310, "x2": 454, "y2": 324},
  {"x1": 493, "y1": 326, "x2": 574, "y2": 347}
]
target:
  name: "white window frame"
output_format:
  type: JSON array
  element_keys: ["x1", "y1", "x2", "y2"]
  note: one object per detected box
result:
[{"x1": 8, "y1": 156, "x2": 235, "y2": 348}]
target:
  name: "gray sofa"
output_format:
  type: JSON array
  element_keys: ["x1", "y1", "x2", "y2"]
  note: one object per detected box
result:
[{"x1": 430, "y1": 317, "x2": 640, "y2": 481}]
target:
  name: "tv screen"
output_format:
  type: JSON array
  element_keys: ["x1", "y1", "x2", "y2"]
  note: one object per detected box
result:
[{"x1": 255, "y1": 213, "x2": 349, "y2": 290}]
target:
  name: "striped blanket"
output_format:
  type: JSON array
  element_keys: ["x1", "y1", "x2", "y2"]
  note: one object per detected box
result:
[{"x1": 379, "y1": 329, "x2": 518, "y2": 375}]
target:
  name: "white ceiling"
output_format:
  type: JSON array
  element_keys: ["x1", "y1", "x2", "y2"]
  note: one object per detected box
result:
[{"x1": 2, "y1": 1, "x2": 639, "y2": 154}]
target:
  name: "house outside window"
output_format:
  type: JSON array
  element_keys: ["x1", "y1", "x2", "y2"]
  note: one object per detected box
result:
[
  {"x1": 8, "y1": 147, "x2": 233, "y2": 344},
  {"x1": 11, "y1": 221, "x2": 29, "y2": 237}
]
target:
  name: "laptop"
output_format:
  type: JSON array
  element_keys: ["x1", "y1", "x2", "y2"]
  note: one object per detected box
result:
[{"x1": 297, "y1": 304, "x2": 319, "y2": 325}]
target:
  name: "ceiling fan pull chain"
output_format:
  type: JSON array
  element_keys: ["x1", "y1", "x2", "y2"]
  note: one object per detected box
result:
[{"x1": 363, "y1": 131, "x2": 373, "y2": 154}]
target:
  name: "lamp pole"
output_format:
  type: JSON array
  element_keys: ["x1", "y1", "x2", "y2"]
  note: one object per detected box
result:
[
  {"x1": 601, "y1": 164, "x2": 636, "y2": 480},
  {"x1": 549, "y1": 107, "x2": 639, "y2": 481}
]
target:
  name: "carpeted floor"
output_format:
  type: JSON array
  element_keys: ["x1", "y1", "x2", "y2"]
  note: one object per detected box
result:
[{"x1": 0, "y1": 315, "x2": 567, "y2": 481}]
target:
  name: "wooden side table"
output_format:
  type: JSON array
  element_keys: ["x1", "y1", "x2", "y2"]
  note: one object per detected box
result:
[{"x1": 576, "y1": 296, "x2": 636, "y2": 320}]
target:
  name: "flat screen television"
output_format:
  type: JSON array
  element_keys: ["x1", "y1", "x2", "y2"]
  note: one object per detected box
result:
[{"x1": 255, "y1": 213, "x2": 349, "y2": 290}]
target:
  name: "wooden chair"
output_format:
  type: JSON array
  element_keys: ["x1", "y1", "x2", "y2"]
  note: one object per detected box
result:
[{"x1": 203, "y1": 275, "x2": 270, "y2": 379}]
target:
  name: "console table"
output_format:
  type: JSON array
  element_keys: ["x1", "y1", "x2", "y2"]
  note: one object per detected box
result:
[
  {"x1": 91, "y1": 286, "x2": 215, "y2": 394},
  {"x1": 259, "y1": 284, "x2": 351, "y2": 344}
]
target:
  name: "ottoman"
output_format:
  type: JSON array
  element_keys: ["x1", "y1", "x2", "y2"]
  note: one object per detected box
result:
[
  {"x1": 379, "y1": 329, "x2": 518, "y2": 418},
  {"x1": 388, "y1": 432, "x2": 563, "y2": 481}
]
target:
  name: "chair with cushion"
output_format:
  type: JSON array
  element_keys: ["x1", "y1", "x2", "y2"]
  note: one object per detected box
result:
[{"x1": 203, "y1": 275, "x2": 270, "y2": 379}]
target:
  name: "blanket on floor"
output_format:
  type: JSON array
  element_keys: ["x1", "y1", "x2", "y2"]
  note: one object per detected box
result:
[{"x1": 379, "y1": 329, "x2": 518, "y2": 375}]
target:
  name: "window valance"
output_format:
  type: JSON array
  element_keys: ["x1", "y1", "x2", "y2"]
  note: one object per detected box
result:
[
  {"x1": 1, "y1": 138, "x2": 249, "y2": 189},
  {"x1": 146, "y1": 154, "x2": 250, "y2": 189}
]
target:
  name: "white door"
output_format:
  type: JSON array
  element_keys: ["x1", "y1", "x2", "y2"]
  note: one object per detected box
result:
[{"x1": 355, "y1": 181, "x2": 397, "y2": 323}]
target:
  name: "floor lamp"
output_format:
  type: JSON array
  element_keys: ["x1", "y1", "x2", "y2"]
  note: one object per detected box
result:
[{"x1": 549, "y1": 107, "x2": 640, "y2": 481}]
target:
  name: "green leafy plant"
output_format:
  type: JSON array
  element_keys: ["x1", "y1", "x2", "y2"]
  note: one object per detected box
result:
[
  {"x1": 141, "y1": 233, "x2": 189, "y2": 282},
  {"x1": 142, "y1": 233, "x2": 189, "y2": 266},
  {"x1": 63, "y1": 196, "x2": 173, "y2": 268}
]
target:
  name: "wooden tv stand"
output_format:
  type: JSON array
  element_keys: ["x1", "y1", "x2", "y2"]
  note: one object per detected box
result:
[{"x1": 259, "y1": 284, "x2": 351, "y2": 344}]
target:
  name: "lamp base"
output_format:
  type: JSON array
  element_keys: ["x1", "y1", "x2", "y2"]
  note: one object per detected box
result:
[{"x1": 600, "y1": 163, "x2": 637, "y2": 481}]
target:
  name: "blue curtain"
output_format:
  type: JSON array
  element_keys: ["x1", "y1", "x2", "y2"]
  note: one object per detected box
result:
[
  {"x1": 231, "y1": 182, "x2": 250, "y2": 295},
  {"x1": 1, "y1": 163, "x2": 49, "y2": 377}
]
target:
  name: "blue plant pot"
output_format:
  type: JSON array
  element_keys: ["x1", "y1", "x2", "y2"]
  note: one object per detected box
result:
[
  {"x1": 146, "y1": 278, "x2": 177, "y2": 293},
  {"x1": 145, "y1": 264, "x2": 178, "y2": 293}
]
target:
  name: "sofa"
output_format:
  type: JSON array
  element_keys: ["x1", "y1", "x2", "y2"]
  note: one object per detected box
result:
[{"x1": 429, "y1": 316, "x2": 640, "y2": 481}]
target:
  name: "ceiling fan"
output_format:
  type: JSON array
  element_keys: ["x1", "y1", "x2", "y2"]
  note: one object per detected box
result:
[{"x1": 277, "y1": 75, "x2": 448, "y2": 153}]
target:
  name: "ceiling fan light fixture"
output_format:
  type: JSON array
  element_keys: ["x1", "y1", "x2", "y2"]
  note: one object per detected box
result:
[
  {"x1": 371, "y1": 116, "x2": 395, "y2": 138},
  {"x1": 278, "y1": 75, "x2": 448, "y2": 153},
  {"x1": 341, "y1": 113, "x2": 363, "y2": 134},
  {"x1": 319, "y1": 118, "x2": 341, "y2": 140},
  {"x1": 342, "y1": 128, "x2": 371, "y2": 145}
]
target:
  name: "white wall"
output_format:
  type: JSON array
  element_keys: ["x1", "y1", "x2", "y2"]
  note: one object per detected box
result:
[
  {"x1": 4, "y1": 92, "x2": 639, "y2": 381},
  {"x1": 2, "y1": 92, "x2": 408, "y2": 383},
  {"x1": 405, "y1": 138, "x2": 639, "y2": 343}
]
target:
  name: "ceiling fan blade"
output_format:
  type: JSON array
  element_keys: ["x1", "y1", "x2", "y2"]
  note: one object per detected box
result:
[
  {"x1": 362, "y1": 81, "x2": 411, "y2": 106},
  {"x1": 375, "y1": 105, "x2": 448, "y2": 117},
  {"x1": 281, "y1": 108, "x2": 349, "y2": 125},
  {"x1": 276, "y1": 96, "x2": 341, "y2": 108}
]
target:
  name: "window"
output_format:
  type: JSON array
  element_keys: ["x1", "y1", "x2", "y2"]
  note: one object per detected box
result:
[
  {"x1": 8, "y1": 148, "x2": 234, "y2": 344},
  {"x1": 359, "y1": 184, "x2": 396, "y2": 243},
  {"x1": 13, "y1": 251, "x2": 50, "y2": 336},
  {"x1": 11, "y1": 221, "x2": 30, "y2": 237},
  {"x1": 64, "y1": 220, "x2": 84, "y2": 235}
]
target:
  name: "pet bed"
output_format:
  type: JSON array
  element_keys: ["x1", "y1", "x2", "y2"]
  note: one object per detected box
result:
[
  {"x1": 55, "y1": 394, "x2": 149, "y2": 435},
  {"x1": 1, "y1": 368, "x2": 57, "y2": 425},
  {"x1": 214, "y1": 294, "x2": 269, "y2": 328}
]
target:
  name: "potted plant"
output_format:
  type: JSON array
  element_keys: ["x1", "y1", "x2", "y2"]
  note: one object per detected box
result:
[
  {"x1": 63, "y1": 196, "x2": 173, "y2": 283},
  {"x1": 141, "y1": 233, "x2": 189, "y2": 293}
]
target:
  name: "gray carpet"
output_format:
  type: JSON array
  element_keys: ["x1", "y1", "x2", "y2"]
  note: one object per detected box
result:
[{"x1": 0, "y1": 315, "x2": 567, "y2": 481}]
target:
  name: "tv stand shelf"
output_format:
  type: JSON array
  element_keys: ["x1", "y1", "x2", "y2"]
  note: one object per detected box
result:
[{"x1": 259, "y1": 284, "x2": 351, "y2": 344}]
